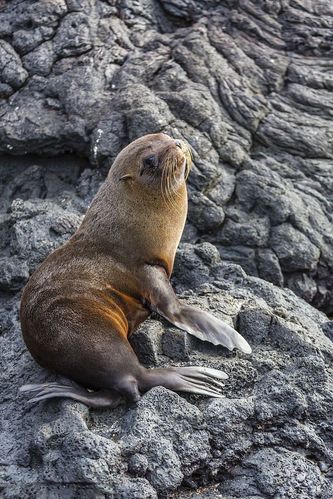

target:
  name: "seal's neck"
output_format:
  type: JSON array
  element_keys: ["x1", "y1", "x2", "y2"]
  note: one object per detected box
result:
[{"x1": 76, "y1": 178, "x2": 188, "y2": 274}]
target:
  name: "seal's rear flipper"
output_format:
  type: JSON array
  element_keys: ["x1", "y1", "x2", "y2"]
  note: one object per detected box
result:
[
  {"x1": 19, "y1": 382, "x2": 122, "y2": 408},
  {"x1": 140, "y1": 365, "x2": 228, "y2": 398},
  {"x1": 143, "y1": 265, "x2": 252, "y2": 354},
  {"x1": 20, "y1": 366, "x2": 228, "y2": 407}
]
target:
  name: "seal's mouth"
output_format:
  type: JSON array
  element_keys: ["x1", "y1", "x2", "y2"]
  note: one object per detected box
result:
[{"x1": 177, "y1": 140, "x2": 192, "y2": 180}]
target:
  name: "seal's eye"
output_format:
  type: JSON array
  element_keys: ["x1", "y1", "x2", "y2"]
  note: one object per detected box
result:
[{"x1": 143, "y1": 155, "x2": 158, "y2": 168}]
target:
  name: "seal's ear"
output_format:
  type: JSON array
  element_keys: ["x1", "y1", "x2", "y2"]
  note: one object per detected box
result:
[{"x1": 119, "y1": 174, "x2": 133, "y2": 181}]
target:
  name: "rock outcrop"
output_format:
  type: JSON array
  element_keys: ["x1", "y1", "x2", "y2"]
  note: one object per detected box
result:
[{"x1": 1, "y1": 0, "x2": 333, "y2": 312}]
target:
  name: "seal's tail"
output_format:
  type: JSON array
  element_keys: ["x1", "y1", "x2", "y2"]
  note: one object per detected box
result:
[{"x1": 139, "y1": 365, "x2": 228, "y2": 398}]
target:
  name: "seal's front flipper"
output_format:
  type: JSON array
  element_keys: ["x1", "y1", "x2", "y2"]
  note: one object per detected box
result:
[
  {"x1": 170, "y1": 305, "x2": 252, "y2": 353},
  {"x1": 143, "y1": 265, "x2": 251, "y2": 354}
]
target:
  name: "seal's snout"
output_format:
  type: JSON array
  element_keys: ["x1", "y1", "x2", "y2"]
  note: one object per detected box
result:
[
  {"x1": 172, "y1": 139, "x2": 192, "y2": 179},
  {"x1": 131, "y1": 134, "x2": 192, "y2": 186}
]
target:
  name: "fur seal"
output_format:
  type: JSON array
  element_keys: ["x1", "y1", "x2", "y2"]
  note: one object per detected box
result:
[{"x1": 20, "y1": 133, "x2": 251, "y2": 408}]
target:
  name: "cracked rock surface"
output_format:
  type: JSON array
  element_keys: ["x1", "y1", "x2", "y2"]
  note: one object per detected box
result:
[
  {"x1": 1, "y1": 0, "x2": 333, "y2": 312},
  {"x1": 1, "y1": 229, "x2": 333, "y2": 497},
  {"x1": 1, "y1": 0, "x2": 333, "y2": 497}
]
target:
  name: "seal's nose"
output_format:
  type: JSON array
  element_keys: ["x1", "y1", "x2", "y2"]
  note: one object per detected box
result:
[{"x1": 175, "y1": 139, "x2": 182, "y2": 149}]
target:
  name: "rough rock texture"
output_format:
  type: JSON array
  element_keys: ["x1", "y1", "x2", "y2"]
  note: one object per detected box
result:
[
  {"x1": 1, "y1": 233, "x2": 333, "y2": 497},
  {"x1": 1, "y1": 0, "x2": 333, "y2": 497},
  {"x1": 0, "y1": 0, "x2": 333, "y2": 312}
]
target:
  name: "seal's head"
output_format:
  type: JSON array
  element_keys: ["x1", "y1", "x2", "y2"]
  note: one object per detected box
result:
[{"x1": 109, "y1": 133, "x2": 192, "y2": 199}]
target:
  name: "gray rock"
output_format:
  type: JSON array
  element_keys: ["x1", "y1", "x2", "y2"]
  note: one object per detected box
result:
[
  {"x1": 188, "y1": 189, "x2": 225, "y2": 233},
  {"x1": 130, "y1": 321, "x2": 164, "y2": 367},
  {"x1": 120, "y1": 387, "x2": 211, "y2": 492},
  {"x1": 8, "y1": 198, "x2": 82, "y2": 273},
  {"x1": 270, "y1": 223, "x2": 320, "y2": 273},
  {"x1": 112, "y1": 478, "x2": 158, "y2": 499},
  {"x1": 222, "y1": 448, "x2": 325, "y2": 498},
  {"x1": 128, "y1": 453, "x2": 149, "y2": 477},
  {"x1": 0, "y1": 40, "x2": 28, "y2": 94},
  {"x1": 237, "y1": 308, "x2": 272, "y2": 346},
  {"x1": 162, "y1": 326, "x2": 191, "y2": 361},
  {"x1": 53, "y1": 13, "x2": 92, "y2": 58},
  {"x1": 257, "y1": 249, "x2": 284, "y2": 287},
  {"x1": 23, "y1": 41, "x2": 55, "y2": 76},
  {"x1": 218, "y1": 245, "x2": 258, "y2": 277},
  {"x1": 287, "y1": 272, "x2": 318, "y2": 304},
  {"x1": 0, "y1": 256, "x2": 29, "y2": 291},
  {"x1": 218, "y1": 213, "x2": 270, "y2": 247}
]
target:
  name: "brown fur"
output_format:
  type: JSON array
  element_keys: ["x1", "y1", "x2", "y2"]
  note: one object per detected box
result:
[
  {"x1": 20, "y1": 133, "x2": 250, "y2": 407},
  {"x1": 21, "y1": 134, "x2": 190, "y2": 396}
]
